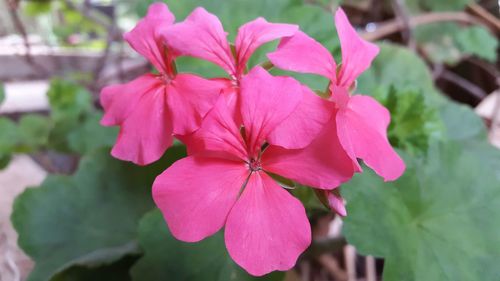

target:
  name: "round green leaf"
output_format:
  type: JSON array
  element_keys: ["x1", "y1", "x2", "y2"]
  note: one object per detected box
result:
[
  {"x1": 12, "y1": 146, "x2": 186, "y2": 281},
  {"x1": 342, "y1": 141, "x2": 500, "y2": 280},
  {"x1": 357, "y1": 43, "x2": 440, "y2": 102}
]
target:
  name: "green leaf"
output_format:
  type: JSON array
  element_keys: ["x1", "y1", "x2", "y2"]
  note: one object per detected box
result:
[
  {"x1": 342, "y1": 141, "x2": 500, "y2": 280},
  {"x1": 375, "y1": 86, "x2": 443, "y2": 154},
  {"x1": 414, "y1": 23, "x2": 462, "y2": 64},
  {"x1": 415, "y1": 23, "x2": 497, "y2": 64},
  {"x1": 66, "y1": 113, "x2": 118, "y2": 154},
  {"x1": 357, "y1": 43, "x2": 441, "y2": 103},
  {"x1": 406, "y1": 0, "x2": 473, "y2": 12},
  {"x1": 438, "y1": 100, "x2": 487, "y2": 141},
  {"x1": 0, "y1": 83, "x2": 5, "y2": 104},
  {"x1": 0, "y1": 117, "x2": 19, "y2": 169},
  {"x1": 0, "y1": 118, "x2": 19, "y2": 152},
  {"x1": 47, "y1": 79, "x2": 92, "y2": 122},
  {"x1": 17, "y1": 114, "x2": 53, "y2": 150},
  {"x1": 455, "y1": 25, "x2": 498, "y2": 62},
  {"x1": 130, "y1": 210, "x2": 285, "y2": 281},
  {"x1": 22, "y1": 1, "x2": 53, "y2": 17},
  {"x1": 12, "y1": 146, "x2": 186, "y2": 281}
]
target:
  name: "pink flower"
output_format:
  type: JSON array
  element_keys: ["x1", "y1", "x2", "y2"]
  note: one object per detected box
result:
[
  {"x1": 159, "y1": 8, "x2": 331, "y2": 149},
  {"x1": 100, "y1": 3, "x2": 224, "y2": 165},
  {"x1": 153, "y1": 67, "x2": 354, "y2": 276},
  {"x1": 268, "y1": 8, "x2": 406, "y2": 182}
]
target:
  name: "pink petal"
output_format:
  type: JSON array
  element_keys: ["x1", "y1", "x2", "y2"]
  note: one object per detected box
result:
[
  {"x1": 225, "y1": 172, "x2": 311, "y2": 276},
  {"x1": 124, "y1": 3, "x2": 175, "y2": 74},
  {"x1": 240, "y1": 67, "x2": 302, "y2": 157},
  {"x1": 337, "y1": 95, "x2": 405, "y2": 181},
  {"x1": 262, "y1": 116, "x2": 354, "y2": 189},
  {"x1": 100, "y1": 74, "x2": 162, "y2": 126},
  {"x1": 187, "y1": 97, "x2": 247, "y2": 161},
  {"x1": 267, "y1": 31, "x2": 336, "y2": 79},
  {"x1": 167, "y1": 74, "x2": 223, "y2": 135},
  {"x1": 326, "y1": 190, "x2": 347, "y2": 217},
  {"x1": 267, "y1": 85, "x2": 334, "y2": 149},
  {"x1": 335, "y1": 8, "x2": 379, "y2": 88},
  {"x1": 160, "y1": 7, "x2": 236, "y2": 75},
  {"x1": 235, "y1": 18, "x2": 298, "y2": 76},
  {"x1": 110, "y1": 83, "x2": 172, "y2": 165},
  {"x1": 153, "y1": 156, "x2": 248, "y2": 242}
]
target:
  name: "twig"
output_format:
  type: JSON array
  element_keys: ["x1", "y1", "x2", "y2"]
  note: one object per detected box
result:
[
  {"x1": 63, "y1": 0, "x2": 113, "y2": 30},
  {"x1": 432, "y1": 63, "x2": 445, "y2": 81},
  {"x1": 300, "y1": 237, "x2": 346, "y2": 260},
  {"x1": 466, "y1": 57, "x2": 500, "y2": 87},
  {"x1": 467, "y1": 3, "x2": 500, "y2": 32},
  {"x1": 361, "y1": 12, "x2": 483, "y2": 41},
  {"x1": 391, "y1": 0, "x2": 416, "y2": 50},
  {"x1": 440, "y1": 69, "x2": 488, "y2": 100},
  {"x1": 317, "y1": 254, "x2": 347, "y2": 281},
  {"x1": 92, "y1": 19, "x2": 117, "y2": 90},
  {"x1": 365, "y1": 256, "x2": 377, "y2": 281},
  {"x1": 5, "y1": 0, "x2": 50, "y2": 76}
]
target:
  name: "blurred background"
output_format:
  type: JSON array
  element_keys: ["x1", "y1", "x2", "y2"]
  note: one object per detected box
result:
[{"x1": 0, "y1": 0, "x2": 499, "y2": 281}]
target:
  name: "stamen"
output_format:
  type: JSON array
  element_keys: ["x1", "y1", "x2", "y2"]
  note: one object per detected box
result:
[{"x1": 248, "y1": 158, "x2": 262, "y2": 172}]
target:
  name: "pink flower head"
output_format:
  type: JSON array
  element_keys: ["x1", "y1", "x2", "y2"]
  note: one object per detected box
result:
[
  {"x1": 100, "y1": 3, "x2": 224, "y2": 165},
  {"x1": 153, "y1": 67, "x2": 353, "y2": 276},
  {"x1": 159, "y1": 8, "x2": 331, "y2": 149},
  {"x1": 268, "y1": 7, "x2": 405, "y2": 182}
]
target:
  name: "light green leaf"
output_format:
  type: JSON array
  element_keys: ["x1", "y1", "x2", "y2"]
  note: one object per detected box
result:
[
  {"x1": 12, "y1": 146, "x2": 186, "y2": 281},
  {"x1": 406, "y1": 0, "x2": 473, "y2": 12},
  {"x1": 375, "y1": 86, "x2": 443, "y2": 154},
  {"x1": 47, "y1": 79, "x2": 92, "y2": 123},
  {"x1": 0, "y1": 118, "x2": 18, "y2": 169},
  {"x1": 130, "y1": 210, "x2": 285, "y2": 281},
  {"x1": 415, "y1": 23, "x2": 462, "y2": 64},
  {"x1": 439, "y1": 100, "x2": 487, "y2": 141},
  {"x1": 455, "y1": 25, "x2": 498, "y2": 62},
  {"x1": 66, "y1": 113, "x2": 118, "y2": 154},
  {"x1": 17, "y1": 114, "x2": 53, "y2": 150},
  {"x1": 415, "y1": 23, "x2": 497, "y2": 64},
  {"x1": 342, "y1": 141, "x2": 500, "y2": 280},
  {"x1": 0, "y1": 118, "x2": 19, "y2": 152},
  {"x1": 357, "y1": 43, "x2": 441, "y2": 102}
]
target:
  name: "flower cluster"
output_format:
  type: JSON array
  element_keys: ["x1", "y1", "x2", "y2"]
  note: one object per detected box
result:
[{"x1": 101, "y1": 2, "x2": 405, "y2": 276}]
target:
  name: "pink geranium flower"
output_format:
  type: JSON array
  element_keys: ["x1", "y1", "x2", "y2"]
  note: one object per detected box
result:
[
  {"x1": 268, "y1": 8, "x2": 406, "y2": 182},
  {"x1": 100, "y1": 3, "x2": 224, "y2": 165},
  {"x1": 159, "y1": 8, "x2": 332, "y2": 149},
  {"x1": 153, "y1": 67, "x2": 354, "y2": 276}
]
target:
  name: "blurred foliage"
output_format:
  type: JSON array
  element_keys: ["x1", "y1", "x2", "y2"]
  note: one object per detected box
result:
[
  {"x1": 21, "y1": 0, "x2": 106, "y2": 48},
  {"x1": 0, "y1": 79, "x2": 117, "y2": 170},
  {"x1": 405, "y1": 0, "x2": 474, "y2": 12},
  {"x1": 415, "y1": 23, "x2": 498, "y2": 64},
  {"x1": 357, "y1": 43, "x2": 440, "y2": 101},
  {"x1": 8, "y1": 0, "x2": 500, "y2": 280}
]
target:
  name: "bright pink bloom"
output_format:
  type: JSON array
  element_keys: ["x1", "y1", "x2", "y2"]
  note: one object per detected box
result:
[
  {"x1": 268, "y1": 8, "x2": 405, "y2": 182},
  {"x1": 159, "y1": 8, "x2": 330, "y2": 149},
  {"x1": 100, "y1": 3, "x2": 223, "y2": 165},
  {"x1": 153, "y1": 67, "x2": 353, "y2": 276}
]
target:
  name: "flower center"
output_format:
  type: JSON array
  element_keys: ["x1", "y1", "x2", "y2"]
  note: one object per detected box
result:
[
  {"x1": 248, "y1": 158, "x2": 262, "y2": 172},
  {"x1": 158, "y1": 72, "x2": 172, "y2": 84}
]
